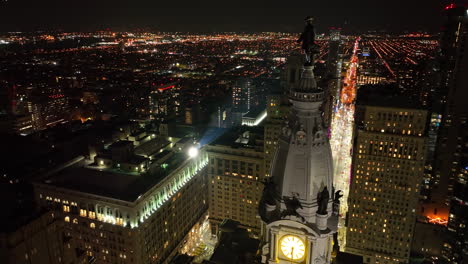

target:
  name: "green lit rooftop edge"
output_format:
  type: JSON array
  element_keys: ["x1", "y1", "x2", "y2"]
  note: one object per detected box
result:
[
  {"x1": 131, "y1": 151, "x2": 208, "y2": 228},
  {"x1": 36, "y1": 150, "x2": 208, "y2": 229}
]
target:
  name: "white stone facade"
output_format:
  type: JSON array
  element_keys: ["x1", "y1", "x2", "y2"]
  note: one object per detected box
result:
[{"x1": 260, "y1": 65, "x2": 338, "y2": 264}]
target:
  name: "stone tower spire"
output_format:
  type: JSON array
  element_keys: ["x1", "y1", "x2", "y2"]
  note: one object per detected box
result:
[{"x1": 259, "y1": 32, "x2": 338, "y2": 264}]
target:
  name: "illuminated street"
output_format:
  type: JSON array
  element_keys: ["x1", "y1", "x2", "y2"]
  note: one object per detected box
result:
[
  {"x1": 330, "y1": 37, "x2": 359, "y2": 249},
  {"x1": 179, "y1": 216, "x2": 217, "y2": 263}
]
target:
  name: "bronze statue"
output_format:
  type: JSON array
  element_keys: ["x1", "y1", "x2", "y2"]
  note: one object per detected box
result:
[
  {"x1": 261, "y1": 178, "x2": 280, "y2": 207},
  {"x1": 281, "y1": 195, "x2": 305, "y2": 222},
  {"x1": 317, "y1": 187, "x2": 329, "y2": 215},
  {"x1": 332, "y1": 190, "x2": 343, "y2": 216},
  {"x1": 334, "y1": 190, "x2": 343, "y2": 203},
  {"x1": 297, "y1": 16, "x2": 320, "y2": 65}
]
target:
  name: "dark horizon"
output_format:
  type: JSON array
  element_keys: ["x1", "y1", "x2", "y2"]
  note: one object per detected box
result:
[{"x1": 0, "y1": 0, "x2": 449, "y2": 33}]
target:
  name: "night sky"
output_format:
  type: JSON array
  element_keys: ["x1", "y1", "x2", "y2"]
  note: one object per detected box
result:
[{"x1": 0, "y1": 0, "x2": 452, "y2": 32}]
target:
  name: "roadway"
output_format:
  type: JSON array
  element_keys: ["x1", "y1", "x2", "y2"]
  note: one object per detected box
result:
[{"x1": 330, "y1": 37, "x2": 360, "y2": 249}]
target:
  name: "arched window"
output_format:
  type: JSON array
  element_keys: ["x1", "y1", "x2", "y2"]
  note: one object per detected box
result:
[
  {"x1": 90, "y1": 222, "x2": 96, "y2": 229},
  {"x1": 73, "y1": 218, "x2": 78, "y2": 224},
  {"x1": 64, "y1": 216, "x2": 70, "y2": 222}
]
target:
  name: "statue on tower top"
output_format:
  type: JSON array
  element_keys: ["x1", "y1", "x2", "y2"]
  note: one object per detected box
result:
[{"x1": 297, "y1": 16, "x2": 320, "y2": 65}]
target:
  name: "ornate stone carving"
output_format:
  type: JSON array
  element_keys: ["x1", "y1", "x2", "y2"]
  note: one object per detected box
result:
[
  {"x1": 314, "y1": 255, "x2": 326, "y2": 264},
  {"x1": 282, "y1": 121, "x2": 292, "y2": 137},
  {"x1": 296, "y1": 130, "x2": 307, "y2": 145}
]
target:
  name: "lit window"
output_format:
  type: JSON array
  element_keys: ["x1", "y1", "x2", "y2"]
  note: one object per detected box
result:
[
  {"x1": 90, "y1": 223, "x2": 96, "y2": 229},
  {"x1": 89, "y1": 211, "x2": 96, "y2": 219},
  {"x1": 80, "y1": 209, "x2": 87, "y2": 217}
]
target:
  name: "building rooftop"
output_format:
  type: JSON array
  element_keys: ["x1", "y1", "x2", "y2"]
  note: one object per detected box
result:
[
  {"x1": 127, "y1": 155, "x2": 148, "y2": 165},
  {"x1": 108, "y1": 140, "x2": 134, "y2": 149},
  {"x1": 177, "y1": 136, "x2": 193, "y2": 145},
  {"x1": 356, "y1": 84, "x2": 423, "y2": 109},
  {"x1": 243, "y1": 107, "x2": 265, "y2": 119},
  {"x1": 169, "y1": 254, "x2": 195, "y2": 264},
  {"x1": 41, "y1": 152, "x2": 187, "y2": 202},
  {"x1": 335, "y1": 252, "x2": 363, "y2": 264},
  {"x1": 135, "y1": 137, "x2": 170, "y2": 157},
  {"x1": 210, "y1": 126, "x2": 264, "y2": 149},
  {"x1": 208, "y1": 219, "x2": 260, "y2": 264}
]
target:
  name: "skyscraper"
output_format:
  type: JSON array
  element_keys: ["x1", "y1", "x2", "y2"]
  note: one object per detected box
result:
[
  {"x1": 231, "y1": 78, "x2": 256, "y2": 126},
  {"x1": 346, "y1": 86, "x2": 428, "y2": 264},
  {"x1": 28, "y1": 87, "x2": 70, "y2": 130},
  {"x1": 259, "y1": 62, "x2": 337, "y2": 263},
  {"x1": 232, "y1": 78, "x2": 256, "y2": 114},
  {"x1": 324, "y1": 28, "x2": 343, "y2": 128},
  {"x1": 326, "y1": 28, "x2": 342, "y2": 81},
  {"x1": 150, "y1": 83, "x2": 181, "y2": 121},
  {"x1": 206, "y1": 128, "x2": 265, "y2": 235},
  {"x1": 434, "y1": 4, "x2": 468, "y2": 263},
  {"x1": 263, "y1": 94, "x2": 290, "y2": 178}
]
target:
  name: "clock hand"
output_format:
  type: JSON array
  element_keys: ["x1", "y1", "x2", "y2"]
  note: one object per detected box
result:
[{"x1": 291, "y1": 246, "x2": 294, "y2": 263}]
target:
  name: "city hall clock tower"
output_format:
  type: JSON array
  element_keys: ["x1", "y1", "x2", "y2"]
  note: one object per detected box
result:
[{"x1": 259, "y1": 22, "x2": 338, "y2": 263}]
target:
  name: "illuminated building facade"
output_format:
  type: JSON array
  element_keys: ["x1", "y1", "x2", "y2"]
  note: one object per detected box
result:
[
  {"x1": 259, "y1": 63, "x2": 337, "y2": 264},
  {"x1": 263, "y1": 94, "x2": 290, "y2": 178},
  {"x1": 232, "y1": 78, "x2": 255, "y2": 114},
  {"x1": 346, "y1": 93, "x2": 428, "y2": 264},
  {"x1": 150, "y1": 83, "x2": 180, "y2": 121},
  {"x1": 213, "y1": 105, "x2": 231, "y2": 128},
  {"x1": 356, "y1": 75, "x2": 391, "y2": 86},
  {"x1": 242, "y1": 109, "x2": 267, "y2": 127},
  {"x1": 206, "y1": 128, "x2": 265, "y2": 235},
  {"x1": 184, "y1": 105, "x2": 201, "y2": 125},
  {"x1": 33, "y1": 146, "x2": 208, "y2": 264},
  {"x1": 28, "y1": 87, "x2": 70, "y2": 130}
]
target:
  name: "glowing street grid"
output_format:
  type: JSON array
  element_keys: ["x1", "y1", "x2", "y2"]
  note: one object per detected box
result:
[{"x1": 330, "y1": 37, "x2": 360, "y2": 249}]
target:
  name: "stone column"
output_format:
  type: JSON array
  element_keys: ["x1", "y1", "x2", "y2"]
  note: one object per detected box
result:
[
  {"x1": 270, "y1": 228, "x2": 279, "y2": 262},
  {"x1": 305, "y1": 235, "x2": 314, "y2": 264},
  {"x1": 326, "y1": 236, "x2": 332, "y2": 263},
  {"x1": 316, "y1": 213, "x2": 328, "y2": 230}
]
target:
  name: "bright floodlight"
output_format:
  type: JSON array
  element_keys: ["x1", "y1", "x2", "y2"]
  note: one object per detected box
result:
[{"x1": 188, "y1": 147, "x2": 199, "y2": 158}]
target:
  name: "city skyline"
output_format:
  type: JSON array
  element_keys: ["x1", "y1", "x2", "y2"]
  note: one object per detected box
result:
[{"x1": 0, "y1": 3, "x2": 467, "y2": 264}]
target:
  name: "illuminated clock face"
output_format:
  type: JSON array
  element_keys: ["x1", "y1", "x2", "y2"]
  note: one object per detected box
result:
[{"x1": 280, "y1": 235, "x2": 306, "y2": 260}]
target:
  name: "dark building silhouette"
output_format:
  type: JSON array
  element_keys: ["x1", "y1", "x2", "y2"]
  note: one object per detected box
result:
[
  {"x1": 432, "y1": 4, "x2": 468, "y2": 263},
  {"x1": 324, "y1": 28, "x2": 343, "y2": 128},
  {"x1": 206, "y1": 220, "x2": 260, "y2": 264}
]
